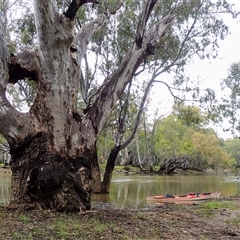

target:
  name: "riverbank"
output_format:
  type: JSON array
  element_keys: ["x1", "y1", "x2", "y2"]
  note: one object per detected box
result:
[
  {"x1": 1, "y1": 165, "x2": 239, "y2": 175},
  {"x1": 1, "y1": 197, "x2": 240, "y2": 240}
]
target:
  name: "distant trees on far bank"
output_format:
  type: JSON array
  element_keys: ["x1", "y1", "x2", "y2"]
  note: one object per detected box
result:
[{"x1": 97, "y1": 104, "x2": 238, "y2": 173}]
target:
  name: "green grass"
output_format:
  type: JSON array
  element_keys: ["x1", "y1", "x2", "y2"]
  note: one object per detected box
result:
[
  {"x1": 18, "y1": 214, "x2": 30, "y2": 224},
  {"x1": 47, "y1": 214, "x2": 117, "y2": 239},
  {"x1": 195, "y1": 201, "x2": 238, "y2": 216},
  {"x1": 12, "y1": 232, "x2": 32, "y2": 240},
  {"x1": 202, "y1": 201, "x2": 238, "y2": 210}
]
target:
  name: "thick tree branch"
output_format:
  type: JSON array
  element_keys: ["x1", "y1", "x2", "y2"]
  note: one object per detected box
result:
[
  {"x1": 143, "y1": 14, "x2": 176, "y2": 46},
  {"x1": 0, "y1": 19, "x2": 40, "y2": 148},
  {"x1": 88, "y1": 14, "x2": 175, "y2": 134},
  {"x1": 73, "y1": 1, "x2": 124, "y2": 105},
  {"x1": 65, "y1": 0, "x2": 98, "y2": 20},
  {"x1": 135, "y1": 0, "x2": 157, "y2": 48},
  {"x1": 34, "y1": 1, "x2": 74, "y2": 57},
  {"x1": 0, "y1": 86, "x2": 40, "y2": 149},
  {"x1": 8, "y1": 50, "x2": 39, "y2": 84}
]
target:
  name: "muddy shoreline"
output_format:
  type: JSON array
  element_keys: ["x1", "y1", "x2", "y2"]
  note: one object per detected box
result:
[{"x1": 1, "y1": 197, "x2": 240, "y2": 239}]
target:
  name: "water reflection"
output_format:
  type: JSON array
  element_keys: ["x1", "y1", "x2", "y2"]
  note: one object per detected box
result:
[
  {"x1": 1, "y1": 173, "x2": 240, "y2": 209},
  {"x1": 0, "y1": 174, "x2": 11, "y2": 204},
  {"x1": 93, "y1": 174, "x2": 240, "y2": 209}
]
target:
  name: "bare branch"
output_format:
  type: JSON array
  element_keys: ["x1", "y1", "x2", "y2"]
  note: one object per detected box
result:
[
  {"x1": 154, "y1": 80, "x2": 200, "y2": 102},
  {"x1": 154, "y1": 80, "x2": 183, "y2": 101}
]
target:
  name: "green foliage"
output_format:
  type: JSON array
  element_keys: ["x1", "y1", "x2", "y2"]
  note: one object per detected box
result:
[
  {"x1": 16, "y1": 13, "x2": 36, "y2": 46},
  {"x1": 224, "y1": 138, "x2": 240, "y2": 167},
  {"x1": 154, "y1": 115, "x2": 189, "y2": 158},
  {"x1": 97, "y1": 102, "x2": 236, "y2": 170},
  {"x1": 173, "y1": 102, "x2": 207, "y2": 128},
  {"x1": 7, "y1": 79, "x2": 37, "y2": 111},
  {"x1": 217, "y1": 62, "x2": 240, "y2": 136},
  {"x1": 187, "y1": 130, "x2": 233, "y2": 169},
  {"x1": 152, "y1": 107, "x2": 233, "y2": 169}
]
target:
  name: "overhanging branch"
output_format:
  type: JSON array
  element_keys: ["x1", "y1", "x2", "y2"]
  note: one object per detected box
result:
[
  {"x1": 65, "y1": 0, "x2": 98, "y2": 20},
  {"x1": 8, "y1": 50, "x2": 39, "y2": 84}
]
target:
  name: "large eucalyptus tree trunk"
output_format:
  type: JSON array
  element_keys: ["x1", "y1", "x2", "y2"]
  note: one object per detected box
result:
[
  {"x1": 7, "y1": 0, "x2": 101, "y2": 211},
  {"x1": 0, "y1": 0, "x2": 174, "y2": 211}
]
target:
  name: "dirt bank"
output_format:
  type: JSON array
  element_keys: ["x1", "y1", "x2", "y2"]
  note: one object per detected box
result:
[{"x1": 1, "y1": 197, "x2": 240, "y2": 239}]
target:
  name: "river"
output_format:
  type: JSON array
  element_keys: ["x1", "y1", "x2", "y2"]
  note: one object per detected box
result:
[{"x1": 1, "y1": 173, "x2": 240, "y2": 209}]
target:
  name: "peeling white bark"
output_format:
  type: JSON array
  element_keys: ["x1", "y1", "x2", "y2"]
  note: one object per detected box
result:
[
  {"x1": 0, "y1": 18, "x2": 40, "y2": 145},
  {"x1": 143, "y1": 14, "x2": 176, "y2": 45},
  {"x1": 0, "y1": 19, "x2": 9, "y2": 89},
  {"x1": 74, "y1": 16, "x2": 108, "y2": 65},
  {"x1": 89, "y1": 13, "x2": 175, "y2": 134}
]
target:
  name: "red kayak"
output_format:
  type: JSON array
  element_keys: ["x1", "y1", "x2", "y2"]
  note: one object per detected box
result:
[{"x1": 146, "y1": 192, "x2": 221, "y2": 202}]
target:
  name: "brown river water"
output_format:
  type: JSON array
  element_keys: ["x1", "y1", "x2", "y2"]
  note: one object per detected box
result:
[{"x1": 1, "y1": 173, "x2": 240, "y2": 209}]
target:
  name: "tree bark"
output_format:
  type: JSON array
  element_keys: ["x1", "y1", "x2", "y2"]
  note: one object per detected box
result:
[
  {"x1": 10, "y1": 133, "x2": 94, "y2": 211},
  {"x1": 1, "y1": 0, "x2": 98, "y2": 211},
  {"x1": 136, "y1": 137, "x2": 143, "y2": 171},
  {"x1": 101, "y1": 146, "x2": 120, "y2": 193}
]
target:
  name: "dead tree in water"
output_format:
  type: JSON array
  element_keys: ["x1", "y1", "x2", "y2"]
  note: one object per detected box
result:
[{"x1": 158, "y1": 155, "x2": 203, "y2": 174}]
